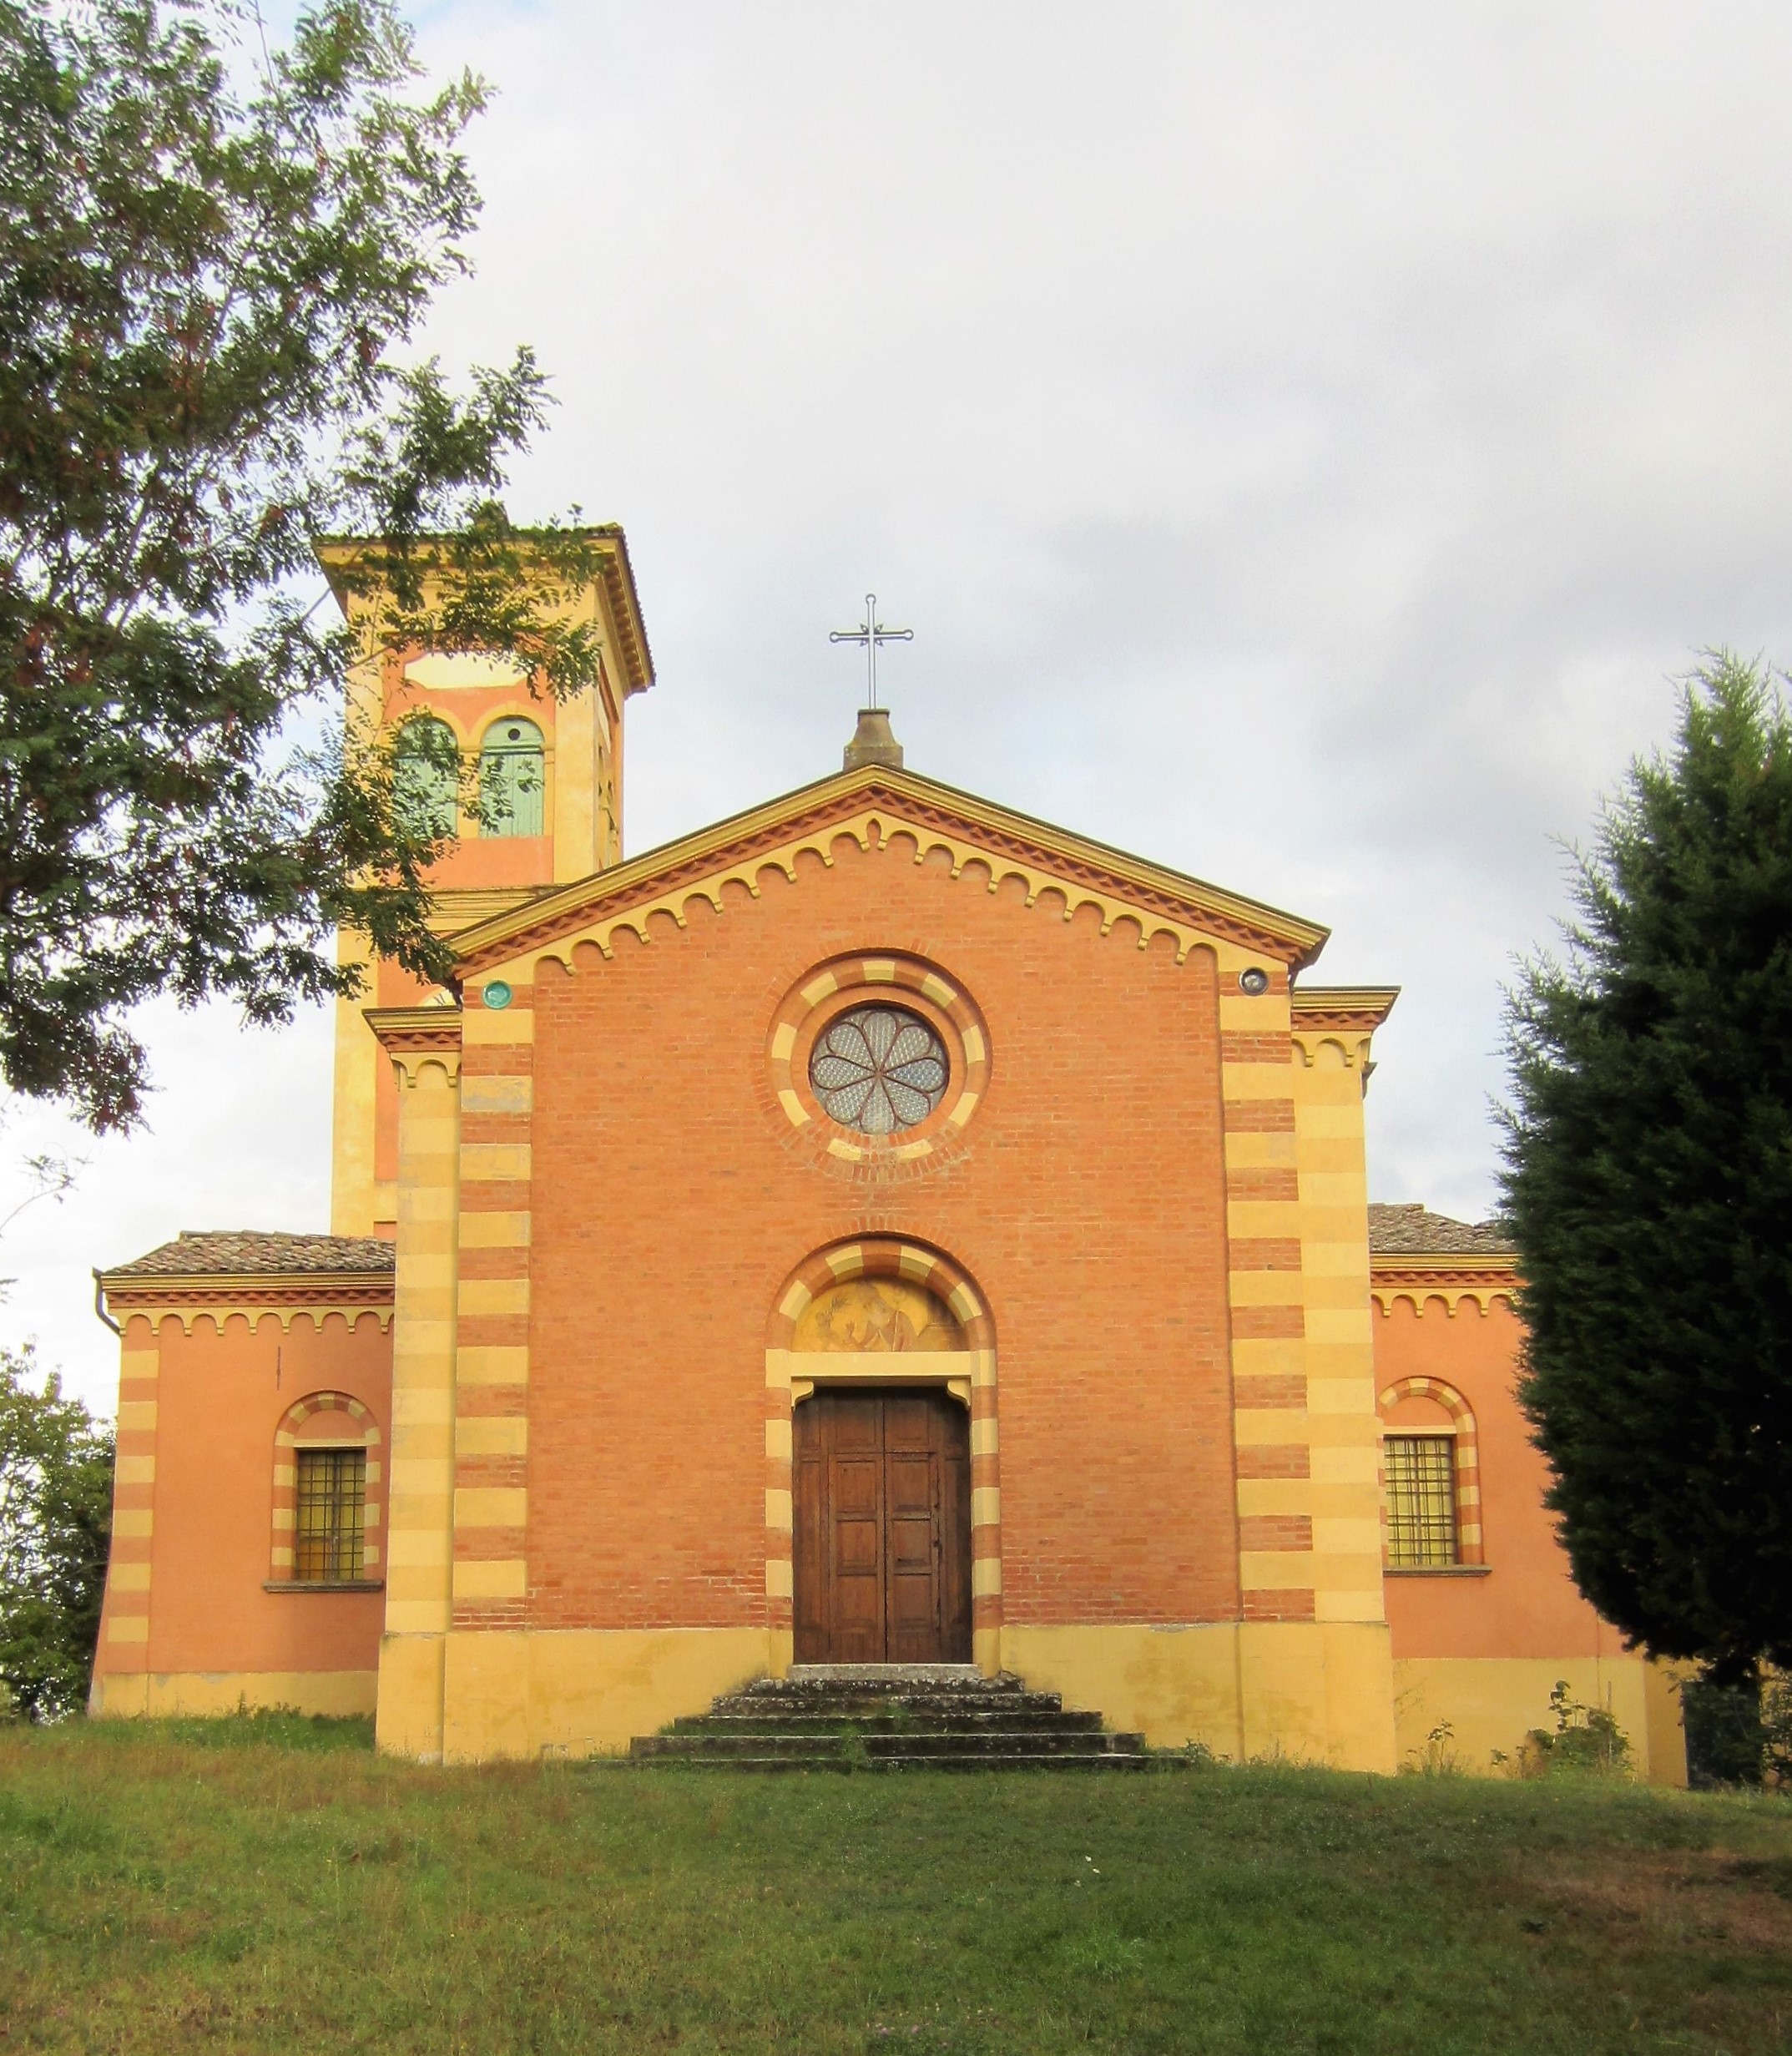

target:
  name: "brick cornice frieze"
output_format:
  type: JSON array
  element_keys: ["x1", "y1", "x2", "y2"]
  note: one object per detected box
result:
[
  {"x1": 366, "y1": 1004, "x2": 465, "y2": 1084},
  {"x1": 1371, "y1": 1253, "x2": 1520, "y2": 1317},
  {"x1": 99, "y1": 1270, "x2": 395, "y2": 1334},
  {"x1": 1290, "y1": 986, "x2": 1401, "y2": 1034},
  {"x1": 450, "y1": 766, "x2": 1332, "y2": 977}
]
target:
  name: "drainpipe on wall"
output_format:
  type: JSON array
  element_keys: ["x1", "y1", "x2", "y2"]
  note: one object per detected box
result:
[{"x1": 91, "y1": 1268, "x2": 119, "y2": 1335}]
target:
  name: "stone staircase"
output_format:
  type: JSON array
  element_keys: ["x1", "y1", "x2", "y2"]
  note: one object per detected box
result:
[{"x1": 628, "y1": 1665, "x2": 1151, "y2": 1771}]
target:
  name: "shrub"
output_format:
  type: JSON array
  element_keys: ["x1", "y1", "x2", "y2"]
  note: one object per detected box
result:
[{"x1": 1507, "y1": 1681, "x2": 1633, "y2": 1780}]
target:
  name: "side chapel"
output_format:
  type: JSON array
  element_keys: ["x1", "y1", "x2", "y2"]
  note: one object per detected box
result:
[{"x1": 88, "y1": 532, "x2": 1688, "y2": 1777}]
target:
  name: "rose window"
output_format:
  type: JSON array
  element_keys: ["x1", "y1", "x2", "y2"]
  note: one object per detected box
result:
[{"x1": 809, "y1": 1005, "x2": 949, "y2": 1134}]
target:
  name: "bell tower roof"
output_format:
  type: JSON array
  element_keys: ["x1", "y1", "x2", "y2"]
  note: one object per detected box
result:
[{"x1": 314, "y1": 523, "x2": 655, "y2": 700}]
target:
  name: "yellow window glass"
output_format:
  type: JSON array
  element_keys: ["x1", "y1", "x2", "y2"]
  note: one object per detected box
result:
[
  {"x1": 1384, "y1": 1433, "x2": 1459, "y2": 1569},
  {"x1": 294, "y1": 1447, "x2": 366, "y2": 1582}
]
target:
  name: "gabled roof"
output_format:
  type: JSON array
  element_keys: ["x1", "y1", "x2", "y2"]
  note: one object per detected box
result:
[
  {"x1": 1368, "y1": 1205, "x2": 1514, "y2": 1259},
  {"x1": 98, "y1": 1231, "x2": 397, "y2": 1333},
  {"x1": 101, "y1": 1231, "x2": 396, "y2": 1281},
  {"x1": 447, "y1": 763, "x2": 1331, "y2": 977}
]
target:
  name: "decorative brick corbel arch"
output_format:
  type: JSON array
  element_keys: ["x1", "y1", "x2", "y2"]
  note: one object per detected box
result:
[
  {"x1": 1371, "y1": 1273, "x2": 1518, "y2": 1319},
  {"x1": 765, "y1": 1236, "x2": 1000, "y2": 1673},
  {"x1": 1377, "y1": 1375, "x2": 1483, "y2": 1565},
  {"x1": 270, "y1": 1391, "x2": 383, "y2": 1582}
]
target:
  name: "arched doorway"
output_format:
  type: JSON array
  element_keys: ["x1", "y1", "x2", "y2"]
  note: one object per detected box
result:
[{"x1": 786, "y1": 1268, "x2": 975, "y2": 1665}]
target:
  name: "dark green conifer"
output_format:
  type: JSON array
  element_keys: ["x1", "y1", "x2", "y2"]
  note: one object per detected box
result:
[{"x1": 1502, "y1": 654, "x2": 1792, "y2": 1689}]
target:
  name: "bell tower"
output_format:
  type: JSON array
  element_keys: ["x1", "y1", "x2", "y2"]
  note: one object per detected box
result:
[{"x1": 316, "y1": 528, "x2": 654, "y2": 1238}]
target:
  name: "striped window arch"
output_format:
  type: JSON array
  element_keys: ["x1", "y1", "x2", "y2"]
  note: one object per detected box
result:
[
  {"x1": 271, "y1": 1392, "x2": 382, "y2": 1585},
  {"x1": 479, "y1": 716, "x2": 545, "y2": 837},
  {"x1": 1377, "y1": 1377, "x2": 1483, "y2": 1569}
]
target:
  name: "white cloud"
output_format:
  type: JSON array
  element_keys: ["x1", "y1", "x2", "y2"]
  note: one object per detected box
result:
[{"x1": 17, "y1": 1, "x2": 1792, "y2": 1412}]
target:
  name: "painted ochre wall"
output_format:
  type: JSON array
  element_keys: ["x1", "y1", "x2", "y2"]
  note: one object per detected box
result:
[
  {"x1": 91, "y1": 1312, "x2": 391, "y2": 1718},
  {"x1": 1373, "y1": 1295, "x2": 1686, "y2": 1783}
]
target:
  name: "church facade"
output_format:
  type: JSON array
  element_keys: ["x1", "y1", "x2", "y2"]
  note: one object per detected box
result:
[{"x1": 88, "y1": 535, "x2": 1687, "y2": 1779}]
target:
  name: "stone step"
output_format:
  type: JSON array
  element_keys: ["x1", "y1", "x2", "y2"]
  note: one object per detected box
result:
[
  {"x1": 627, "y1": 1670, "x2": 1148, "y2": 1773},
  {"x1": 707, "y1": 1690, "x2": 1073, "y2": 1721},
  {"x1": 783, "y1": 1664, "x2": 992, "y2": 1686},
  {"x1": 632, "y1": 1729, "x2": 1147, "y2": 1764},
  {"x1": 735, "y1": 1670, "x2": 1038, "y2": 1700},
  {"x1": 636, "y1": 1753, "x2": 1159, "y2": 1773},
  {"x1": 671, "y1": 1706, "x2": 1105, "y2": 1735}
]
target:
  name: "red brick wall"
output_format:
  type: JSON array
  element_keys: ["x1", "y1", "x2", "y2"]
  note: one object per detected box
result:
[{"x1": 526, "y1": 834, "x2": 1239, "y2": 1630}]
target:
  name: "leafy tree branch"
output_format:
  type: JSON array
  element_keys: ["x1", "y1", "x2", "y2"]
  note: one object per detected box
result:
[
  {"x1": 0, "y1": 1345, "x2": 112, "y2": 1720},
  {"x1": 0, "y1": 0, "x2": 598, "y2": 1129}
]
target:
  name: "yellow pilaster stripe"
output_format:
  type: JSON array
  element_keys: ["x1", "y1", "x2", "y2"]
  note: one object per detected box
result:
[
  {"x1": 1218, "y1": 969, "x2": 1313, "y2": 1611},
  {"x1": 103, "y1": 1336, "x2": 160, "y2": 1653},
  {"x1": 454, "y1": 989, "x2": 533, "y2": 1623},
  {"x1": 1292, "y1": 1026, "x2": 1386, "y2": 1626},
  {"x1": 383, "y1": 1064, "x2": 461, "y2": 1639}
]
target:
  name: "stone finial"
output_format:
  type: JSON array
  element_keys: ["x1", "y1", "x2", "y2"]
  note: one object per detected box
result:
[{"x1": 843, "y1": 706, "x2": 904, "y2": 771}]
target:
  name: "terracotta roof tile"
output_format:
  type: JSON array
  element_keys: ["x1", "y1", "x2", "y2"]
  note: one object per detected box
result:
[
  {"x1": 1367, "y1": 1203, "x2": 1514, "y2": 1256},
  {"x1": 109, "y1": 1216, "x2": 1505, "y2": 1274},
  {"x1": 103, "y1": 1230, "x2": 395, "y2": 1279}
]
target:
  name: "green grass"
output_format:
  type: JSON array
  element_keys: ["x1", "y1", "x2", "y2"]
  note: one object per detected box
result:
[{"x1": 3, "y1": 1720, "x2": 1790, "y2": 2053}]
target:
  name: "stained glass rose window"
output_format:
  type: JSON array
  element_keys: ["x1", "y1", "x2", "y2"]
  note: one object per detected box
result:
[{"x1": 809, "y1": 1005, "x2": 949, "y2": 1134}]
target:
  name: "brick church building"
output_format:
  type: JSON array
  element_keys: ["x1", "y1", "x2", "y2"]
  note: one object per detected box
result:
[{"x1": 88, "y1": 534, "x2": 1687, "y2": 1778}]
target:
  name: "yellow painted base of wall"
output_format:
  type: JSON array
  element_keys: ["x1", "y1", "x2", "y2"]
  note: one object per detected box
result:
[
  {"x1": 376, "y1": 1632, "x2": 448, "y2": 1761},
  {"x1": 378, "y1": 1621, "x2": 1401, "y2": 1768},
  {"x1": 91, "y1": 1669, "x2": 377, "y2": 1720},
  {"x1": 1393, "y1": 1655, "x2": 1688, "y2": 1786},
  {"x1": 1001, "y1": 1620, "x2": 1398, "y2": 1772},
  {"x1": 83, "y1": 1639, "x2": 1687, "y2": 1787},
  {"x1": 373, "y1": 1627, "x2": 780, "y2": 1762}
]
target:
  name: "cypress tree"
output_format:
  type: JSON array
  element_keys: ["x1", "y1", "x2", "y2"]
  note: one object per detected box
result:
[{"x1": 1502, "y1": 654, "x2": 1792, "y2": 1686}]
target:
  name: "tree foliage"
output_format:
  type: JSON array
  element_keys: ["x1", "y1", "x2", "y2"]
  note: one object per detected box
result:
[
  {"x1": 1678, "y1": 1672, "x2": 1792, "y2": 1788},
  {"x1": 0, "y1": 0, "x2": 603, "y2": 1131},
  {"x1": 0, "y1": 1345, "x2": 113, "y2": 1720},
  {"x1": 1502, "y1": 654, "x2": 1792, "y2": 1685}
]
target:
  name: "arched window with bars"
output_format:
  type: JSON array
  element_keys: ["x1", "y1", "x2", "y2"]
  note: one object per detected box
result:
[
  {"x1": 479, "y1": 716, "x2": 546, "y2": 837},
  {"x1": 270, "y1": 1391, "x2": 382, "y2": 1587},
  {"x1": 1378, "y1": 1376, "x2": 1484, "y2": 1569}
]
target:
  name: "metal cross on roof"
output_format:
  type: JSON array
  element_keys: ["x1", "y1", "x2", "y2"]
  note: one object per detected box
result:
[{"x1": 829, "y1": 593, "x2": 913, "y2": 710}]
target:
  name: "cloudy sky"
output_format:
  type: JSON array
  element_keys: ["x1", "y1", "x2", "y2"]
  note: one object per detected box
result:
[{"x1": 11, "y1": 2, "x2": 1792, "y2": 1416}]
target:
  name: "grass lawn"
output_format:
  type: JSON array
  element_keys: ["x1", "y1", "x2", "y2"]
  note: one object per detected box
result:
[{"x1": 3, "y1": 1717, "x2": 1790, "y2": 2054}]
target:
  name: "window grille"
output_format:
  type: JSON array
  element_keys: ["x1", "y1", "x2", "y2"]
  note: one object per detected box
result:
[
  {"x1": 294, "y1": 1447, "x2": 366, "y2": 1582},
  {"x1": 809, "y1": 1005, "x2": 948, "y2": 1134},
  {"x1": 1384, "y1": 1433, "x2": 1459, "y2": 1568},
  {"x1": 479, "y1": 718, "x2": 545, "y2": 838}
]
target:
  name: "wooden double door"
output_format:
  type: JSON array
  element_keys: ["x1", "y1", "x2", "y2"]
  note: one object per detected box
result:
[{"x1": 793, "y1": 1388, "x2": 972, "y2": 1665}]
